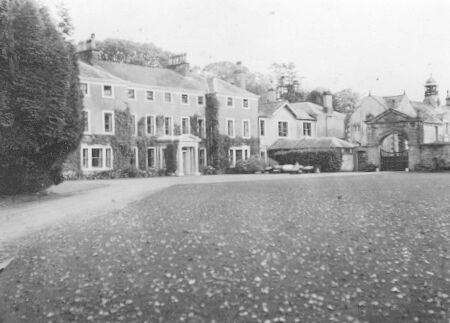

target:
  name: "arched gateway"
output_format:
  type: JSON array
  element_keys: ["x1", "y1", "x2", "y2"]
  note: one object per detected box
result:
[
  {"x1": 379, "y1": 132, "x2": 409, "y2": 170},
  {"x1": 365, "y1": 109, "x2": 421, "y2": 171}
]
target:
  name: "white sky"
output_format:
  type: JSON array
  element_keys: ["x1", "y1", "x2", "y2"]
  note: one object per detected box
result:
[{"x1": 42, "y1": 0, "x2": 450, "y2": 100}]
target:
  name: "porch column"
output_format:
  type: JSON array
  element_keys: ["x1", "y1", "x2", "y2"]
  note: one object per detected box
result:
[
  {"x1": 177, "y1": 144, "x2": 184, "y2": 176},
  {"x1": 194, "y1": 144, "x2": 200, "y2": 175}
]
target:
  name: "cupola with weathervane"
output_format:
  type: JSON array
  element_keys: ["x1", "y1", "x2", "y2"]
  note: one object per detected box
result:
[{"x1": 423, "y1": 75, "x2": 440, "y2": 107}]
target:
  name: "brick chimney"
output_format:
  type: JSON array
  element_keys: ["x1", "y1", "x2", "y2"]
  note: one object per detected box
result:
[
  {"x1": 76, "y1": 33, "x2": 99, "y2": 65},
  {"x1": 235, "y1": 61, "x2": 246, "y2": 90},
  {"x1": 322, "y1": 91, "x2": 333, "y2": 114},
  {"x1": 167, "y1": 53, "x2": 190, "y2": 76}
]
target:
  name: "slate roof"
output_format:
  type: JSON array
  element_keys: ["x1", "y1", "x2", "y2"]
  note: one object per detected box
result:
[
  {"x1": 208, "y1": 77, "x2": 259, "y2": 98},
  {"x1": 269, "y1": 137, "x2": 356, "y2": 151},
  {"x1": 382, "y1": 94, "x2": 405, "y2": 109},
  {"x1": 79, "y1": 61, "x2": 128, "y2": 83},
  {"x1": 410, "y1": 101, "x2": 442, "y2": 122},
  {"x1": 290, "y1": 102, "x2": 345, "y2": 118},
  {"x1": 258, "y1": 101, "x2": 315, "y2": 120},
  {"x1": 95, "y1": 61, "x2": 208, "y2": 92}
]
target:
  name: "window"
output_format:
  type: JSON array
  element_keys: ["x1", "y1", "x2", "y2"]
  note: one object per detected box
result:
[
  {"x1": 130, "y1": 146, "x2": 138, "y2": 168},
  {"x1": 181, "y1": 94, "x2": 189, "y2": 104},
  {"x1": 82, "y1": 110, "x2": 90, "y2": 133},
  {"x1": 243, "y1": 99, "x2": 249, "y2": 108},
  {"x1": 164, "y1": 92, "x2": 172, "y2": 103},
  {"x1": 105, "y1": 148, "x2": 112, "y2": 168},
  {"x1": 229, "y1": 146, "x2": 250, "y2": 167},
  {"x1": 278, "y1": 121, "x2": 288, "y2": 137},
  {"x1": 146, "y1": 115, "x2": 155, "y2": 135},
  {"x1": 242, "y1": 120, "x2": 250, "y2": 138},
  {"x1": 226, "y1": 119, "x2": 235, "y2": 137},
  {"x1": 198, "y1": 96, "x2": 204, "y2": 105},
  {"x1": 181, "y1": 117, "x2": 190, "y2": 134},
  {"x1": 80, "y1": 83, "x2": 88, "y2": 96},
  {"x1": 198, "y1": 118, "x2": 205, "y2": 138},
  {"x1": 164, "y1": 116, "x2": 173, "y2": 135},
  {"x1": 147, "y1": 148, "x2": 156, "y2": 168},
  {"x1": 131, "y1": 114, "x2": 137, "y2": 136},
  {"x1": 91, "y1": 148, "x2": 103, "y2": 168},
  {"x1": 259, "y1": 119, "x2": 266, "y2": 136},
  {"x1": 82, "y1": 148, "x2": 88, "y2": 168},
  {"x1": 80, "y1": 146, "x2": 113, "y2": 170},
  {"x1": 303, "y1": 122, "x2": 312, "y2": 136},
  {"x1": 199, "y1": 148, "x2": 206, "y2": 167},
  {"x1": 260, "y1": 151, "x2": 266, "y2": 161},
  {"x1": 227, "y1": 97, "x2": 233, "y2": 107},
  {"x1": 146, "y1": 90, "x2": 154, "y2": 101},
  {"x1": 102, "y1": 85, "x2": 113, "y2": 98},
  {"x1": 103, "y1": 111, "x2": 114, "y2": 134},
  {"x1": 128, "y1": 88, "x2": 136, "y2": 100}
]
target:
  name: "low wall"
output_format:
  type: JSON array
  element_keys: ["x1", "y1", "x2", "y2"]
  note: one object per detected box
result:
[{"x1": 414, "y1": 142, "x2": 450, "y2": 169}]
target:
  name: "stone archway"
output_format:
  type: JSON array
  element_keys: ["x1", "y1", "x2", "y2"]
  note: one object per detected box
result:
[{"x1": 379, "y1": 131, "x2": 409, "y2": 171}]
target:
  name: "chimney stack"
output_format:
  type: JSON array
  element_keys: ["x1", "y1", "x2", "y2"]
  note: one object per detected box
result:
[
  {"x1": 167, "y1": 53, "x2": 190, "y2": 76},
  {"x1": 322, "y1": 91, "x2": 333, "y2": 114},
  {"x1": 235, "y1": 61, "x2": 246, "y2": 90},
  {"x1": 76, "y1": 33, "x2": 99, "y2": 65},
  {"x1": 267, "y1": 88, "x2": 276, "y2": 103}
]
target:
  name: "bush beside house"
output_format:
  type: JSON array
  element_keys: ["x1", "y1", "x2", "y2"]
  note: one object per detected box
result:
[{"x1": 271, "y1": 150, "x2": 342, "y2": 172}]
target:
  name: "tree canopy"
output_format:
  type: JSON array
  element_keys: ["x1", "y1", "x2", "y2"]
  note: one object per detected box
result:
[{"x1": 0, "y1": 0, "x2": 84, "y2": 194}]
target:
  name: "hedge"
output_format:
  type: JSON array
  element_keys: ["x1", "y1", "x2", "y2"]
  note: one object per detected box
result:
[{"x1": 271, "y1": 149, "x2": 342, "y2": 172}]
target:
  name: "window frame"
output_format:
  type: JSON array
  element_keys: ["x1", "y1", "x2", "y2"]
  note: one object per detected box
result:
[
  {"x1": 80, "y1": 82, "x2": 89, "y2": 96},
  {"x1": 164, "y1": 92, "x2": 172, "y2": 104},
  {"x1": 242, "y1": 98, "x2": 249, "y2": 109},
  {"x1": 131, "y1": 146, "x2": 139, "y2": 169},
  {"x1": 80, "y1": 145, "x2": 113, "y2": 171},
  {"x1": 199, "y1": 148, "x2": 207, "y2": 167},
  {"x1": 181, "y1": 116, "x2": 190, "y2": 135},
  {"x1": 164, "y1": 115, "x2": 173, "y2": 136},
  {"x1": 226, "y1": 97, "x2": 234, "y2": 108},
  {"x1": 145, "y1": 114, "x2": 156, "y2": 136},
  {"x1": 278, "y1": 121, "x2": 288, "y2": 137},
  {"x1": 145, "y1": 90, "x2": 155, "y2": 102},
  {"x1": 259, "y1": 119, "x2": 266, "y2": 137},
  {"x1": 102, "y1": 111, "x2": 115, "y2": 134},
  {"x1": 197, "y1": 117, "x2": 206, "y2": 138},
  {"x1": 303, "y1": 122, "x2": 312, "y2": 136},
  {"x1": 131, "y1": 114, "x2": 137, "y2": 136},
  {"x1": 197, "y1": 95, "x2": 204, "y2": 105},
  {"x1": 147, "y1": 147, "x2": 156, "y2": 168},
  {"x1": 127, "y1": 88, "x2": 136, "y2": 100},
  {"x1": 242, "y1": 119, "x2": 251, "y2": 138},
  {"x1": 226, "y1": 118, "x2": 236, "y2": 138},
  {"x1": 82, "y1": 109, "x2": 91, "y2": 134},
  {"x1": 102, "y1": 84, "x2": 114, "y2": 98},
  {"x1": 181, "y1": 93, "x2": 189, "y2": 105}
]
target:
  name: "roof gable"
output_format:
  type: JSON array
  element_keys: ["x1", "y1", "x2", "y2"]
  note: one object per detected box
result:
[
  {"x1": 211, "y1": 77, "x2": 259, "y2": 98},
  {"x1": 366, "y1": 108, "x2": 417, "y2": 124}
]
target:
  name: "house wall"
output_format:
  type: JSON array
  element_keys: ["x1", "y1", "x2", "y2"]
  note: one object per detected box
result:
[
  {"x1": 259, "y1": 107, "x2": 298, "y2": 152},
  {"x1": 423, "y1": 123, "x2": 444, "y2": 143},
  {"x1": 217, "y1": 94, "x2": 258, "y2": 139},
  {"x1": 349, "y1": 97, "x2": 386, "y2": 145}
]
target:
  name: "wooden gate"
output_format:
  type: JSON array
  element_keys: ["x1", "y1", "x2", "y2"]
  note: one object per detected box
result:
[{"x1": 380, "y1": 149, "x2": 408, "y2": 171}]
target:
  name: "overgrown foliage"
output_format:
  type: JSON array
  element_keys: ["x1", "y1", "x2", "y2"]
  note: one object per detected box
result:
[
  {"x1": 0, "y1": 0, "x2": 84, "y2": 194},
  {"x1": 205, "y1": 93, "x2": 220, "y2": 168},
  {"x1": 271, "y1": 150, "x2": 342, "y2": 172},
  {"x1": 164, "y1": 143, "x2": 177, "y2": 174},
  {"x1": 232, "y1": 156, "x2": 265, "y2": 174}
]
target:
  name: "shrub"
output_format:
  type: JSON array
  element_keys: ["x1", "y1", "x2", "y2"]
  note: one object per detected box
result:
[
  {"x1": 0, "y1": 0, "x2": 84, "y2": 194},
  {"x1": 271, "y1": 150, "x2": 342, "y2": 172},
  {"x1": 164, "y1": 144, "x2": 177, "y2": 174},
  {"x1": 360, "y1": 162, "x2": 378, "y2": 172},
  {"x1": 120, "y1": 166, "x2": 140, "y2": 178},
  {"x1": 201, "y1": 165, "x2": 217, "y2": 175},
  {"x1": 234, "y1": 157, "x2": 265, "y2": 174}
]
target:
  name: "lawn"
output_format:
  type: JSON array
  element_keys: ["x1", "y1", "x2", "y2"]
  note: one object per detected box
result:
[{"x1": 0, "y1": 173, "x2": 449, "y2": 323}]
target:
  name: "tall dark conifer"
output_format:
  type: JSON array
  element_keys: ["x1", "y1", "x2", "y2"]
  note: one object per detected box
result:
[{"x1": 0, "y1": 0, "x2": 83, "y2": 194}]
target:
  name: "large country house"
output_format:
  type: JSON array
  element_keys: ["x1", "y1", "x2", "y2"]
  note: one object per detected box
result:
[
  {"x1": 349, "y1": 77, "x2": 450, "y2": 171},
  {"x1": 67, "y1": 36, "x2": 259, "y2": 176}
]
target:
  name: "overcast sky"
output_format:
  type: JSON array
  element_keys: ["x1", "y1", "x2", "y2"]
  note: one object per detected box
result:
[{"x1": 42, "y1": 0, "x2": 450, "y2": 100}]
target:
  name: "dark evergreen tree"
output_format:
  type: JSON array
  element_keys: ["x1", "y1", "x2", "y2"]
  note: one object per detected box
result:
[{"x1": 0, "y1": 0, "x2": 84, "y2": 194}]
